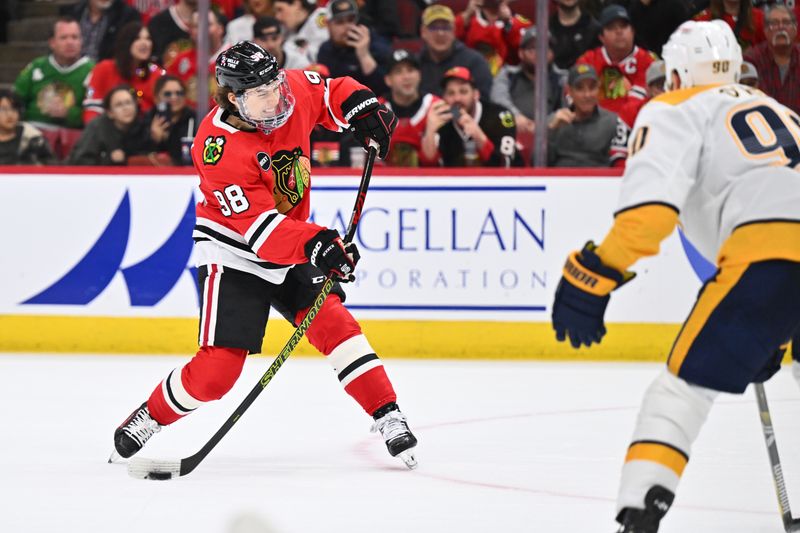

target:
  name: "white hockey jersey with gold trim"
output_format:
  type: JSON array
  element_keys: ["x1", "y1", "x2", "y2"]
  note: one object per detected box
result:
[{"x1": 618, "y1": 84, "x2": 800, "y2": 262}]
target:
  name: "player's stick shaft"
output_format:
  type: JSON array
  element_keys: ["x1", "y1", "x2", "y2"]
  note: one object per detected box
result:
[
  {"x1": 754, "y1": 382, "x2": 800, "y2": 532},
  {"x1": 132, "y1": 142, "x2": 379, "y2": 480}
]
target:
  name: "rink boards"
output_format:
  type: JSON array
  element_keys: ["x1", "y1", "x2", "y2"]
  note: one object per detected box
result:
[{"x1": 0, "y1": 167, "x2": 707, "y2": 359}]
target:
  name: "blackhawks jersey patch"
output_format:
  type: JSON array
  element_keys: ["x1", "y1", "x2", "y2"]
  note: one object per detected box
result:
[
  {"x1": 271, "y1": 148, "x2": 311, "y2": 214},
  {"x1": 203, "y1": 136, "x2": 225, "y2": 165}
]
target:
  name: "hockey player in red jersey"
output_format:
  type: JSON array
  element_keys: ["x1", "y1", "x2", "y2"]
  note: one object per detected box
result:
[{"x1": 111, "y1": 41, "x2": 418, "y2": 469}]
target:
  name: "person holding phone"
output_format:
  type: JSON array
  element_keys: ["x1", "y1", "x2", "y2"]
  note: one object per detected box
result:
[
  {"x1": 145, "y1": 75, "x2": 197, "y2": 165},
  {"x1": 315, "y1": 0, "x2": 391, "y2": 96},
  {"x1": 422, "y1": 66, "x2": 522, "y2": 167}
]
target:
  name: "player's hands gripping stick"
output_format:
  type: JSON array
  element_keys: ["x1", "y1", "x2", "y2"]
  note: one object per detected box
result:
[
  {"x1": 305, "y1": 229, "x2": 361, "y2": 282},
  {"x1": 345, "y1": 90, "x2": 398, "y2": 159},
  {"x1": 551, "y1": 241, "x2": 635, "y2": 348}
]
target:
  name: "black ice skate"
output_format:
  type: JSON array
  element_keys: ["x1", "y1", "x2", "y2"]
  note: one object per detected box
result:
[
  {"x1": 109, "y1": 402, "x2": 161, "y2": 462},
  {"x1": 615, "y1": 485, "x2": 675, "y2": 533},
  {"x1": 371, "y1": 403, "x2": 418, "y2": 469}
]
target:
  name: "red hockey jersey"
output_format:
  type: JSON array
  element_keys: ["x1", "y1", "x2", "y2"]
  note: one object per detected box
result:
[
  {"x1": 455, "y1": 11, "x2": 532, "y2": 73},
  {"x1": 83, "y1": 59, "x2": 165, "y2": 123},
  {"x1": 694, "y1": 9, "x2": 765, "y2": 50},
  {"x1": 577, "y1": 45, "x2": 656, "y2": 117},
  {"x1": 166, "y1": 46, "x2": 228, "y2": 109},
  {"x1": 191, "y1": 69, "x2": 368, "y2": 283},
  {"x1": 380, "y1": 93, "x2": 441, "y2": 167}
]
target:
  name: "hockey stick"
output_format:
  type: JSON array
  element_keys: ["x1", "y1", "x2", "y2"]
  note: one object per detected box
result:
[
  {"x1": 754, "y1": 382, "x2": 800, "y2": 532},
  {"x1": 128, "y1": 141, "x2": 379, "y2": 480}
]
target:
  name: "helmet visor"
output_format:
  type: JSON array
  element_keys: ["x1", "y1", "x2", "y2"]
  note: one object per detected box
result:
[{"x1": 236, "y1": 71, "x2": 295, "y2": 133}]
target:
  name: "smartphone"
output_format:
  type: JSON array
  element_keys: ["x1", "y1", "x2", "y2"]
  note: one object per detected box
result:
[
  {"x1": 156, "y1": 101, "x2": 171, "y2": 121},
  {"x1": 450, "y1": 105, "x2": 461, "y2": 122}
]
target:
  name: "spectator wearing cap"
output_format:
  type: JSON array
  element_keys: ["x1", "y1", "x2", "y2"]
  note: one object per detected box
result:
[
  {"x1": 548, "y1": 64, "x2": 629, "y2": 167},
  {"x1": 316, "y1": 0, "x2": 391, "y2": 95},
  {"x1": 695, "y1": 0, "x2": 765, "y2": 50},
  {"x1": 13, "y1": 16, "x2": 95, "y2": 130},
  {"x1": 617, "y1": 59, "x2": 665, "y2": 127},
  {"x1": 455, "y1": 0, "x2": 533, "y2": 75},
  {"x1": 253, "y1": 16, "x2": 311, "y2": 69},
  {"x1": 378, "y1": 49, "x2": 442, "y2": 167},
  {"x1": 224, "y1": 0, "x2": 273, "y2": 47},
  {"x1": 490, "y1": 26, "x2": 563, "y2": 135},
  {"x1": 60, "y1": 0, "x2": 140, "y2": 62},
  {"x1": 628, "y1": 0, "x2": 692, "y2": 55},
  {"x1": 577, "y1": 5, "x2": 656, "y2": 118},
  {"x1": 422, "y1": 66, "x2": 522, "y2": 167},
  {"x1": 549, "y1": 0, "x2": 601, "y2": 70},
  {"x1": 418, "y1": 4, "x2": 494, "y2": 99},
  {"x1": 273, "y1": 0, "x2": 329, "y2": 62},
  {"x1": 740, "y1": 60, "x2": 759, "y2": 87},
  {"x1": 744, "y1": 4, "x2": 800, "y2": 114}
]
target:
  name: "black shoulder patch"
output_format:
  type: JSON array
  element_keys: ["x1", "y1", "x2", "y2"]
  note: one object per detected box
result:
[{"x1": 256, "y1": 151, "x2": 271, "y2": 171}]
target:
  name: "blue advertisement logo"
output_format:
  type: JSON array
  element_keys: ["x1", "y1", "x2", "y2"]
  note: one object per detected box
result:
[{"x1": 23, "y1": 191, "x2": 198, "y2": 306}]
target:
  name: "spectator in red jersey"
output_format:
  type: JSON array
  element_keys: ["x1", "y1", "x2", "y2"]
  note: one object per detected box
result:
[
  {"x1": 695, "y1": 0, "x2": 766, "y2": 49},
  {"x1": 83, "y1": 21, "x2": 166, "y2": 124},
  {"x1": 252, "y1": 16, "x2": 311, "y2": 69},
  {"x1": 550, "y1": 0, "x2": 601, "y2": 70},
  {"x1": 744, "y1": 3, "x2": 800, "y2": 113},
  {"x1": 148, "y1": 0, "x2": 197, "y2": 66},
  {"x1": 0, "y1": 89, "x2": 57, "y2": 165},
  {"x1": 379, "y1": 49, "x2": 441, "y2": 167},
  {"x1": 547, "y1": 63, "x2": 629, "y2": 167},
  {"x1": 126, "y1": 0, "x2": 172, "y2": 25},
  {"x1": 577, "y1": 4, "x2": 656, "y2": 121},
  {"x1": 60, "y1": 0, "x2": 141, "y2": 61},
  {"x1": 224, "y1": 0, "x2": 274, "y2": 47},
  {"x1": 455, "y1": 0, "x2": 532, "y2": 74},
  {"x1": 617, "y1": 58, "x2": 665, "y2": 127},
  {"x1": 166, "y1": 7, "x2": 228, "y2": 108},
  {"x1": 70, "y1": 84, "x2": 152, "y2": 165}
]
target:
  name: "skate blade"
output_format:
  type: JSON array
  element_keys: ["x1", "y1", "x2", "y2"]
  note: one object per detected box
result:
[
  {"x1": 127, "y1": 456, "x2": 181, "y2": 480},
  {"x1": 398, "y1": 449, "x2": 418, "y2": 470},
  {"x1": 108, "y1": 450, "x2": 125, "y2": 464}
]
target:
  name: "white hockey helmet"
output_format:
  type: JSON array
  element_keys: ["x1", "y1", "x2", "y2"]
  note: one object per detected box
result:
[{"x1": 661, "y1": 20, "x2": 743, "y2": 90}]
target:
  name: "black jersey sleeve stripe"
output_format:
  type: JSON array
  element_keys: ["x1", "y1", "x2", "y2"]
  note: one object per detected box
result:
[{"x1": 247, "y1": 212, "x2": 278, "y2": 248}]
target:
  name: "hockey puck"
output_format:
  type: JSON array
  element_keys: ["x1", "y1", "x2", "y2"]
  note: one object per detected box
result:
[{"x1": 146, "y1": 471, "x2": 173, "y2": 480}]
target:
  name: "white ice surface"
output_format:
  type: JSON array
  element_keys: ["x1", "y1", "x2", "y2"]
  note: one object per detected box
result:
[{"x1": 1, "y1": 354, "x2": 799, "y2": 533}]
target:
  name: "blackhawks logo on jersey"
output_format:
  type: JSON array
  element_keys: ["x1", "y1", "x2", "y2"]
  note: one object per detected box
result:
[
  {"x1": 203, "y1": 136, "x2": 225, "y2": 165},
  {"x1": 601, "y1": 67, "x2": 628, "y2": 100},
  {"x1": 270, "y1": 147, "x2": 311, "y2": 214}
]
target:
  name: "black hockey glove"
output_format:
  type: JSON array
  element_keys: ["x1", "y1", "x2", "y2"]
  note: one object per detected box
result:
[
  {"x1": 552, "y1": 242, "x2": 635, "y2": 348},
  {"x1": 304, "y1": 229, "x2": 361, "y2": 283},
  {"x1": 343, "y1": 89, "x2": 397, "y2": 160}
]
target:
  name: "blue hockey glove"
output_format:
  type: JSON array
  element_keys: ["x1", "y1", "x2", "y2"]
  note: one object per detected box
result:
[{"x1": 552, "y1": 242, "x2": 635, "y2": 348}]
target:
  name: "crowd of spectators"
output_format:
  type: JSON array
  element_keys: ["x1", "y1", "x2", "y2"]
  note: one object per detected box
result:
[{"x1": 2, "y1": 0, "x2": 799, "y2": 169}]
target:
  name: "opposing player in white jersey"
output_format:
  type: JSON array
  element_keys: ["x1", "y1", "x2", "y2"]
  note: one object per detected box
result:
[{"x1": 551, "y1": 21, "x2": 800, "y2": 532}]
